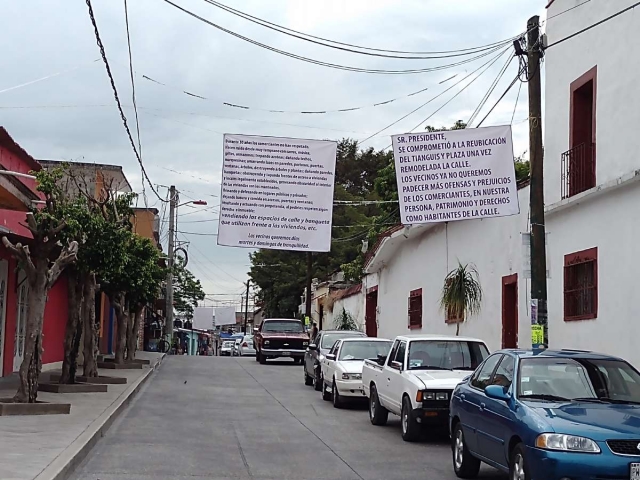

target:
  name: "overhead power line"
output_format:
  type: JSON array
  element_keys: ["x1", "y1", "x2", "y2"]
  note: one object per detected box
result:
[
  {"x1": 467, "y1": 54, "x2": 515, "y2": 126},
  {"x1": 361, "y1": 45, "x2": 511, "y2": 143},
  {"x1": 161, "y1": 0, "x2": 510, "y2": 75},
  {"x1": 201, "y1": 0, "x2": 520, "y2": 60},
  {"x1": 84, "y1": 0, "x2": 166, "y2": 203},
  {"x1": 546, "y1": 1, "x2": 640, "y2": 48},
  {"x1": 142, "y1": 73, "x2": 458, "y2": 114},
  {"x1": 476, "y1": 75, "x2": 520, "y2": 128}
]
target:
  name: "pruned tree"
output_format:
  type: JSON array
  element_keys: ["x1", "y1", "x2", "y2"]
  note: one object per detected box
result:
[
  {"x1": 124, "y1": 235, "x2": 165, "y2": 361},
  {"x1": 334, "y1": 308, "x2": 358, "y2": 331},
  {"x1": 2, "y1": 168, "x2": 79, "y2": 402}
]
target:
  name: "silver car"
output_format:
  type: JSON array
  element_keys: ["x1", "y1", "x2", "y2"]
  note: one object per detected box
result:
[
  {"x1": 221, "y1": 340, "x2": 235, "y2": 356},
  {"x1": 236, "y1": 335, "x2": 256, "y2": 356}
]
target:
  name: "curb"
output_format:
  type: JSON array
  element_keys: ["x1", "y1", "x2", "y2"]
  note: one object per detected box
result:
[{"x1": 33, "y1": 354, "x2": 166, "y2": 480}]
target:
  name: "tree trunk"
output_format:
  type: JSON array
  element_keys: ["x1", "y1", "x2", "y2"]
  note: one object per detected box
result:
[
  {"x1": 456, "y1": 321, "x2": 460, "y2": 336},
  {"x1": 126, "y1": 305, "x2": 144, "y2": 361},
  {"x1": 14, "y1": 273, "x2": 47, "y2": 403},
  {"x1": 60, "y1": 271, "x2": 84, "y2": 384},
  {"x1": 112, "y1": 293, "x2": 128, "y2": 364},
  {"x1": 82, "y1": 274, "x2": 98, "y2": 377}
]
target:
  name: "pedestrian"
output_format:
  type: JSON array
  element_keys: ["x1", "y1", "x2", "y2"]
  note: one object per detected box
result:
[{"x1": 310, "y1": 322, "x2": 318, "y2": 341}]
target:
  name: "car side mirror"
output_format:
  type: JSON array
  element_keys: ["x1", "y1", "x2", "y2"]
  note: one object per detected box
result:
[
  {"x1": 391, "y1": 360, "x2": 403, "y2": 371},
  {"x1": 376, "y1": 354, "x2": 387, "y2": 366},
  {"x1": 484, "y1": 385, "x2": 511, "y2": 401},
  {"x1": 308, "y1": 344, "x2": 317, "y2": 351},
  {"x1": 326, "y1": 353, "x2": 336, "y2": 361}
]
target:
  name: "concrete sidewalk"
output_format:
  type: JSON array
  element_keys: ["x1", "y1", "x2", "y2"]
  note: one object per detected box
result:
[{"x1": 0, "y1": 351, "x2": 164, "y2": 480}]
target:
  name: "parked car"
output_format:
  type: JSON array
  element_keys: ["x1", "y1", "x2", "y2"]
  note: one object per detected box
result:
[
  {"x1": 450, "y1": 349, "x2": 640, "y2": 480},
  {"x1": 304, "y1": 329, "x2": 366, "y2": 391},
  {"x1": 237, "y1": 335, "x2": 256, "y2": 356},
  {"x1": 362, "y1": 334, "x2": 489, "y2": 442},
  {"x1": 254, "y1": 318, "x2": 309, "y2": 364},
  {"x1": 220, "y1": 340, "x2": 235, "y2": 356},
  {"x1": 320, "y1": 337, "x2": 392, "y2": 408}
]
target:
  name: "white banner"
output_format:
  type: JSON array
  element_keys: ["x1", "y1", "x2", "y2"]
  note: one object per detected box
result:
[
  {"x1": 391, "y1": 125, "x2": 519, "y2": 225},
  {"x1": 218, "y1": 134, "x2": 338, "y2": 252},
  {"x1": 193, "y1": 307, "x2": 214, "y2": 331},
  {"x1": 214, "y1": 306, "x2": 237, "y2": 327}
]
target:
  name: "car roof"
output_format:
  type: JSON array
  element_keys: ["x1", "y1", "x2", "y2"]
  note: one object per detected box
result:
[
  {"x1": 263, "y1": 318, "x2": 301, "y2": 322},
  {"x1": 320, "y1": 330, "x2": 365, "y2": 335},
  {"x1": 395, "y1": 334, "x2": 487, "y2": 343},
  {"x1": 339, "y1": 337, "x2": 391, "y2": 343},
  {"x1": 496, "y1": 348, "x2": 624, "y2": 362}
]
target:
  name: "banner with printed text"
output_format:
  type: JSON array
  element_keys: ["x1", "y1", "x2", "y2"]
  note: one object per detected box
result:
[
  {"x1": 391, "y1": 125, "x2": 519, "y2": 225},
  {"x1": 218, "y1": 134, "x2": 337, "y2": 252}
]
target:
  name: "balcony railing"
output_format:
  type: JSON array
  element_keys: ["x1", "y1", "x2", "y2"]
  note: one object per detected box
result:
[{"x1": 561, "y1": 143, "x2": 595, "y2": 199}]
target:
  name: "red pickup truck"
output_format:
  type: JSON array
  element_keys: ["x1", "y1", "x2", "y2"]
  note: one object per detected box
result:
[{"x1": 254, "y1": 318, "x2": 309, "y2": 365}]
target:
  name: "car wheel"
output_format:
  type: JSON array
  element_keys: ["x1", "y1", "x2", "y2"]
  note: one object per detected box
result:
[
  {"x1": 332, "y1": 379, "x2": 343, "y2": 408},
  {"x1": 510, "y1": 443, "x2": 529, "y2": 480},
  {"x1": 452, "y1": 422, "x2": 481, "y2": 478},
  {"x1": 259, "y1": 352, "x2": 266, "y2": 364},
  {"x1": 369, "y1": 385, "x2": 388, "y2": 426},
  {"x1": 313, "y1": 368, "x2": 322, "y2": 391},
  {"x1": 322, "y1": 379, "x2": 332, "y2": 401},
  {"x1": 401, "y1": 396, "x2": 420, "y2": 442}
]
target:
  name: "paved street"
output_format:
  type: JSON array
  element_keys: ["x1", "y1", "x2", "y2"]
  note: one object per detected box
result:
[{"x1": 70, "y1": 356, "x2": 507, "y2": 480}]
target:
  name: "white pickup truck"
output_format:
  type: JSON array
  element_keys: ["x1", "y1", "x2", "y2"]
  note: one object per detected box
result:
[{"x1": 362, "y1": 334, "x2": 490, "y2": 442}]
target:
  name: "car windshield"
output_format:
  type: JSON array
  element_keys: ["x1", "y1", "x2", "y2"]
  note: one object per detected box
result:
[
  {"x1": 518, "y1": 357, "x2": 640, "y2": 403},
  {"x1": 339, "y1": 341, "x2": 392, "y2": 361},
  {"x1": 243, "y1": 335, "x2": 253, "y2": 342},
  {"x1": 262, "y1": 321, "x2": 303, "y2": 333},
  {"x1": 407, "y1": 340, "x2": 489, "y2": 370},
  {"x1": 321, "y1": 332, "x2": 364, "y2": 349}
]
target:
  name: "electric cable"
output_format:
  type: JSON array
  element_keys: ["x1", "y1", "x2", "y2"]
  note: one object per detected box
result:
[{"x1": 467, "y1": 53, "x2": 515, "y2": 126}]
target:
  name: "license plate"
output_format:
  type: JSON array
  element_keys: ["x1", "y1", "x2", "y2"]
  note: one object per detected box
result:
[
  {"x1": 631, "y1": 463, "x2": 640, "y2": 480},
  {"x1": 281, "y1": 351, "x2": 290, "y2": 356}
]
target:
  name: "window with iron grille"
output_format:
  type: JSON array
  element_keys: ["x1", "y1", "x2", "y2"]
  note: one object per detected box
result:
[
  {"x1": 408, "y1": 289, "x2": 422, "y2": 329},
  {"x1": 564, "y1": 247, "x2": 598, "y2": 321},
  {"x1": 444, "y1": 278, "x2": 463, "y2": 324}
]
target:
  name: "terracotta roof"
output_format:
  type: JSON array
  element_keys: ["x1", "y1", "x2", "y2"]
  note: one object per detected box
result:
[
  {"x1": 363, "y1": 223, "x2": 403, "y2": 268},
  {"x1": 332, "y1": 283, "x2": 362, "y2": 301},
  {"x1": 0, "y1": 127, "x2": 42, "y2": 172}
]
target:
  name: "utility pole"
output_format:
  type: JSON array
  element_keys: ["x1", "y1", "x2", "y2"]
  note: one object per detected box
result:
[
  {"x1": 526, "y1": 16, "x2": 548, "y2": 349},
  {"x1": 305, "y1": 252, "x2": 313, "y2": 328},
  {"x1": 243, "y1": 280, "x2": 250, "y2": 333},
  {"x1": 166, "y1": 185, "x2": 177, "y2": 346}
]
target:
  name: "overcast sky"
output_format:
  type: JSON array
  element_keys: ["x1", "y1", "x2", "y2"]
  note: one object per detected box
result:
[{"x1": 1, "y1": 0, "x2": 546, "y2": 309}]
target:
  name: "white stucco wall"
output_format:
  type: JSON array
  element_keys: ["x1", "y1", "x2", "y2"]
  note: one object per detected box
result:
[
  {"x1": 544, "y1": 0, "x2": 640, "y2": 204},
  {"x1": 332, "y1": 292, "x2": 365, "y2": 331},
  {"x1": 366, "y1": 187, "x2": 531, "y2": 353}
]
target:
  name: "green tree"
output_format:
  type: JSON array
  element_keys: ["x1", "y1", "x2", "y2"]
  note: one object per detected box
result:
[
  {"x1": 334, "y1": 308, "x2": 358, "y2": 331},
  {"x1": 173, "y1": 258, "x2": 205, "y2": 322},
  {"x1": 1, "y1": 168, "x2": 79, "y2": 402},
  {"x1": 125, "y1": 235, "x2": 166, "y2": 361}
]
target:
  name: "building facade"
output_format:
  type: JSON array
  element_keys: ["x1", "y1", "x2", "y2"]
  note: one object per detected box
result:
[
  {"x1": 361, "y1": 1, "x2": 640, "y2": 365},
  {"x1": 0, "y1": 128, "x2": 69, "y2": 377}
]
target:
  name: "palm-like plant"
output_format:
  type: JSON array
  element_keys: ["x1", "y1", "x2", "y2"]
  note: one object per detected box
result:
[
  {"x1": 440, "y1": 262, "x2": 483, "y2": 336},
  {"x1": 334, "y1": 308, "x2": 358, "y2": 331}
]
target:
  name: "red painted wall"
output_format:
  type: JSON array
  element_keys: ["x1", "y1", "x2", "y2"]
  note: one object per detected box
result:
[
  {"x1": 1, "y1": 252, "x2": 18, "y2": 377},
  {"x1": 42, "y1": 276, "x2": 68, "y2": 365},
  {"x1": 0, "y1": 147, "x2": 41, "y2": 196}
]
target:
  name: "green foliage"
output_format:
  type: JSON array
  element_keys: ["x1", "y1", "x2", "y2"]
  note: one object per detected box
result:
[
  {"x1": 173, "y1": 258, "x2": 205, "y2": 320},
  {"x1": 440, "y1": 262, "x2": 483, "y2": 335},
  {"x1": 250, "y1": 141, "x2": 392, "y2": 317},
  {"x1": 126, "y1": 235, "x2": 166, "y2": 307},
  {"x1": 334, "y1": 308, "x2": 358, "y2": 331},
  {"x1": 515, "y1": 157, "x2": 530, "y2": 182}
]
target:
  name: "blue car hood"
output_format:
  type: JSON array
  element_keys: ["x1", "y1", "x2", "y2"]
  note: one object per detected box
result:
[{"x1": 527, "y1": 401, "x2": 640, "y2": 439}]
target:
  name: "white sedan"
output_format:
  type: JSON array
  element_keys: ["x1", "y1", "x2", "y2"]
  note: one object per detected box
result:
[
  {"x1": 237, "y1": 335, "x2": 256, "y2": 356},
  {"x1": 321, "y1": 337, "x2": 392, "y2": 408}
]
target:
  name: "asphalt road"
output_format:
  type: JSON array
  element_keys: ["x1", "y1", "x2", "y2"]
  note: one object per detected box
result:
[{"x1": 70, "y1": 356, "x2": 508, "y2": 480}]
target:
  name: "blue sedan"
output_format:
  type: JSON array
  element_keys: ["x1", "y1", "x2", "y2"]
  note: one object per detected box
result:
[{"x1": 449, "y1": 349, "x2": 640, "y2": 480}]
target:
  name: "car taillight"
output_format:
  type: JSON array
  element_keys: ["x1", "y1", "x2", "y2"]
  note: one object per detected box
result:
[{"x1": 242, "y1": 342, "x2": 248, "y2": 347}]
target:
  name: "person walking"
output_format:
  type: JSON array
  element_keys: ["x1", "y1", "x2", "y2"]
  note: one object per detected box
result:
[{"x1": 310, "y1": 322, "x2": 318, "y2": 341}]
